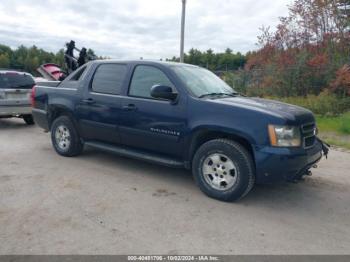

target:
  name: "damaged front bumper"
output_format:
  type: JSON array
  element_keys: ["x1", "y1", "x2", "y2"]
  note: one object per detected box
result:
[{"x1": 254, "y1": 138, "x2": 327, "y2": 184}]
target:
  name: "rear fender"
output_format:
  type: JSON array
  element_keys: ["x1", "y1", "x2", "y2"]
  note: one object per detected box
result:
[{"x1": 47, "y1": 104, "x2": 76, "y2": 129}]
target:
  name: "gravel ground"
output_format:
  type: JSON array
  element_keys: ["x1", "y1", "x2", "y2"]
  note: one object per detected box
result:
[{"x1": 0, "y1": 118, "x2": 350, "y2": 255}]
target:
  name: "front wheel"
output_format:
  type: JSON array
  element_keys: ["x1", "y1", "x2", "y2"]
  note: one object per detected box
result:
[
  {"x1": 192, "y1": 139, "x2": 255, "y2": 202},
  {"x1": 51, "y1": 116, "x2": 83, "y2": 157}
]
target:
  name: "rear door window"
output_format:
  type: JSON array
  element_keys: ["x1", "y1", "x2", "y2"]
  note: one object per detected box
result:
[
  {"x1": 91, "y1": 64, "x2": 127, "y2": 95},
  {"x1": 0, "y1": 73, "x2": 35, "y2": 89},
  {"x1": 69, "y1": 66, "x2": 87, "y2": 81}
]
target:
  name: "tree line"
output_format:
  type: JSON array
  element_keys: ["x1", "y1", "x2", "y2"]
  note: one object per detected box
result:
[
  {"x1": 0, "y1": 44, "x2": 65, "y2": 75},
  {"x1": 0, "y1": 43, "x2": 246, "y2": 76},
  {"x1": 168, "y1": 48, "x2": 247, "y2": 71},
  {"x1": 0, "y1": 44, "x2": 97, "y2": 76}
]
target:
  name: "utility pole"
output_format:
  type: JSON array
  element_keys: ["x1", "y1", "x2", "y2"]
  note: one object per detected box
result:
[{"x1": 180, "y1": 0, "x2": 186, "y2": 63}]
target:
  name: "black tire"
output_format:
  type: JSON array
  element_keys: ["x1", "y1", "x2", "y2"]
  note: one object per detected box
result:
[
  {"x1": 23, "y1": 115, "x2": 35, "y2": 125},
  {"x1": 192, "y1": 139, "x2": 255, "y2": 202},
  {"x1": 51, "y1": 115, "x2": 83, "y2": 157}
]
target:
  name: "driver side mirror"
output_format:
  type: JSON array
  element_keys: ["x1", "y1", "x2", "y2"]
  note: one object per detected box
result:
[{"x1": 150, "y1": 85, "x2": 178, "y2": 101}]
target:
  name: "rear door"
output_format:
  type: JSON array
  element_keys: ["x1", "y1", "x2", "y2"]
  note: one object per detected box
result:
[
  {"x1": 0, "y1": 72, "x2": 34, "y2": 108},
  {"x1": 77, "y1": 63, "x2": 128, "y2": 144}
]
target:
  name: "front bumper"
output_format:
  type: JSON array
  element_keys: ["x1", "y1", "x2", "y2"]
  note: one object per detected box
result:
[
  {"x1": 0, "y1": 105, "x2": 32, "y2": 116},
  {"x1": 254, "y1": 140, "x2": 323, "y2": 184}
]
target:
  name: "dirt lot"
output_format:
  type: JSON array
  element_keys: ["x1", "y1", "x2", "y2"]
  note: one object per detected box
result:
[{"x1": 0, "y1": 118, "x2": 350, "y2": 255}]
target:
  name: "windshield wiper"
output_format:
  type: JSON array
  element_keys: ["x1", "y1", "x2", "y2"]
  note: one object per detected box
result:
[{"x1": 199, "y1": 92, "x2": 239, "y2": 98}]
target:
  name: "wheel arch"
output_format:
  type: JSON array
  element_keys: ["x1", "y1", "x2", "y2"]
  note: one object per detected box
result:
[
  {"x1": 47, "y1": 105, "x2": 77, "y2": 130},
  {"x1": 187, "y1": 128, "x2": 256, "y2": 167}
]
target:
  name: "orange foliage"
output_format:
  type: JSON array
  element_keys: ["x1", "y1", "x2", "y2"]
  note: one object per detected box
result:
[
  {"x1": 245, "y1": 0, "x2": 350, "y2": 97},
  {"x1": 261, "y1": 76, "x2": 275, "y2": 88},
  {"x1": 278, "y1": 51, "x2": 296, "y2": 67},
  {"x1": 244, "y1": 44, "x2": 276, "y2": 70},
  {"x1": 307, "y1": 54, "x2": 328, "y2": 67},
  {"x1": 330, "y1": 65, "x2": 350, "y2": 96}
]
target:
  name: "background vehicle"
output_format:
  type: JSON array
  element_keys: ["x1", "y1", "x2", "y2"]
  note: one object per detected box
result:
[
  {"x1": 0, "y1": 70, "x2": 35, "y2": 125},
  {"x1": 37, "y1": 63, "x2": 65, "y2": 81},
  {"x1": 32, "y1": 60, "x2": 327, "y2": 201}
]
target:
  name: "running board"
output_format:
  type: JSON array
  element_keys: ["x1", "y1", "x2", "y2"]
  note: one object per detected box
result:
[{"x1": 85, "y1": 141, "x2": 185, "y2": 168}]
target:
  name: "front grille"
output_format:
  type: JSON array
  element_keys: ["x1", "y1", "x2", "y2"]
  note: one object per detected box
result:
[{"x1": 301, "y1": 122, "x2": 316, "y2": 148}]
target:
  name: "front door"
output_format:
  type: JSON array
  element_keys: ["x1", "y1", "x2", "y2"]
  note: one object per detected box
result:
[{"x1": 119, "y1": 65, "x2": 186, "y2": 158}]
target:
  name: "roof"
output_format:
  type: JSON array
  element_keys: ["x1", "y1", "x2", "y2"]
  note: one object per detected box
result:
[
  {"x1": 88, "y1": 59, "x2": 199, "y2": 68},
  {"x1": 0, "y1": 70, "x2": 33, "y2": 76}
]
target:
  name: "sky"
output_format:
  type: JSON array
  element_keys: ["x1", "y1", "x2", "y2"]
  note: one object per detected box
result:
[{"x1": 0, "y1": 0, "x2": 292, "y2": 59}]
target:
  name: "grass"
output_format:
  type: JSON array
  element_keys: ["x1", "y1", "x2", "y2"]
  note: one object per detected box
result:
[
  {"x1": 271, "y1": 96, "x2": 350, "y2": 149},
  {"x1": 316, "y1": 112, "x2": 350, "y2": 135},
  {"x1": 315, "y1": 112, "x2": 350, "y2": 150},
  {"x1": 269, "y1": 93, "x2": 350, "y2": 116},
  {"x1": 319, "y1": 137, "x2": 350, "y2": 150}
]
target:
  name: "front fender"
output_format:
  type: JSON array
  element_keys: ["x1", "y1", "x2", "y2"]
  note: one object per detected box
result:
[{"x1": 184, "y1": 125, "x2": 258, "y2": 163}]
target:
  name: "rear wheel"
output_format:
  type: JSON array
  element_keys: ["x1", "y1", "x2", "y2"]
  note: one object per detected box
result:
[
  {"x1": 192, "y1": 139, "x2": 255, "y2": 202},
  {"x1": 23, "y1": 115, "x2": 34, "y2": 125},
  {"x1": 51, "y1": 116, "x2": 83, "y2": 157}
]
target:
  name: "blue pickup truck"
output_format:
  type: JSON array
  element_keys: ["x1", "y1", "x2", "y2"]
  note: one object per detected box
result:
[{"x1": 32, "y1": 60, "x2": 328, "y2": 201}]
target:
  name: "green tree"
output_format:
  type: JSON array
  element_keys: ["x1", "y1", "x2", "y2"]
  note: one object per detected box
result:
[{"x1": 0, "y1": 53, "x2": 10, "y2": 68}]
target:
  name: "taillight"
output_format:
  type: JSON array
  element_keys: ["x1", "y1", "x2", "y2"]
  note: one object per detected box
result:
[{"x1": 31, "y1": 85, "x2": 36, "y2": 107}]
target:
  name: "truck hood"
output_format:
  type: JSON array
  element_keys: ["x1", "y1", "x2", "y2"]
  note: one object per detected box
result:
[{"x1": 211, "y1": 96, "x2": 314, "y2": 124}]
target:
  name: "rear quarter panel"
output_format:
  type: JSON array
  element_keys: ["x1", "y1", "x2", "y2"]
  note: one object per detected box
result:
[{"x1": 33, "y1": 85, "x2": 80, "y2": 130}]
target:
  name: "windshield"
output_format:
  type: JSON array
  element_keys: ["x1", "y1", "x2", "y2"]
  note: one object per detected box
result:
[
  {"x1": 0, "y1": 73, "x2": 35, "y2": 89},
  {"x1": 172, "y1": 66, "x2": 236, "y2": 97}
]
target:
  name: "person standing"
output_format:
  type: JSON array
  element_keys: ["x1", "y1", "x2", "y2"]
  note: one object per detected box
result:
[
  {"x1": 65, "y1": 40, "x2": 77, "y2": 73},
  {"x1": 77, "y1": 47, "x2": 87, "y2": 67}
]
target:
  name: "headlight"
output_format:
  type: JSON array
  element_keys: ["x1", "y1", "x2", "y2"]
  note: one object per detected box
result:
[{"x1": 268, "y1": 125, "x2": 301, "y2": 147}]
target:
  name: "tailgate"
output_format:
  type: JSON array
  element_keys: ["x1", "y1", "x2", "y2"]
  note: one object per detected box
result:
[{"x1": 0, "y1": 89, "x2": 31, "y2": 106}]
